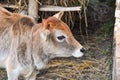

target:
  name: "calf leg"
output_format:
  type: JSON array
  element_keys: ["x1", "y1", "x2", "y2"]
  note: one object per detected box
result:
[
  {"x1": 6, "y1": 59, "x2": 19, "y2": 80},
  {"x1": 6, "y1": 68, "x2": 19, "y2": 80},
  {"x1": 25, "y1": 71, "x2": 37, "y2": 80}
]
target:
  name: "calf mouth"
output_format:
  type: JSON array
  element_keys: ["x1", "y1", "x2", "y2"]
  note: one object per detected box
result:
[
  {"x1": 72, "y1": 48, "x2": 85, "y2": 58},
  {"x1": 72, "y1": 50, "x2": 84, "y2": 58}
]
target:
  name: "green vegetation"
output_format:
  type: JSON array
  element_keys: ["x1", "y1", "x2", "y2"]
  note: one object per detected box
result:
[
  {"x1": 107, "y1": 0, "x2": 115, "y2": 7},
  {"x1": 100, "y1": 21, "x2": 114, "y2": 38},
  {"x1": 89, "y1": 0, "x2": 100, "y2": 4}
]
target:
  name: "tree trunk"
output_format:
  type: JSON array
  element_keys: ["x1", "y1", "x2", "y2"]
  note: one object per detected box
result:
[
  {"x1": 28, "y1": 0, "x2": 38, "y2": 21},
  {"x1": 113, "y1": 0, "x2": 120, "y2": 80}
]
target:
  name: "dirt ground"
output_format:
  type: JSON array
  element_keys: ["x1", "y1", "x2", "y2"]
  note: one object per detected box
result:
[{"x1": 0, "y1": 32, "x2": 112, "y2": 80}]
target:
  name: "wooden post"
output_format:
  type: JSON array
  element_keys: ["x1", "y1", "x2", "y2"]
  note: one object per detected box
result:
[
  {"x1": 28, "y1": 0, "x2": 38, "y2": 21},
  {"x1": 113, "y1": 0, "x2": 120, "y2": 80}
]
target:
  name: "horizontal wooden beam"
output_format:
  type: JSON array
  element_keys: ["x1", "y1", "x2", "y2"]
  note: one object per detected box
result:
[
  {"x1": 0, "y1": 4, "x2": 18, "y2": 9},
  {"x1": 39, "y1": 5, "x2": 81, "y2": 12},
  {"x1": 0, "y1": 4, "x2": 82, "y2": 12}
]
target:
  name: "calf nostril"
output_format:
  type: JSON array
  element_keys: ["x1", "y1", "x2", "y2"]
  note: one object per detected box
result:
[{"x1": 80, "y1": 48, "x2": 85, "y2": 52}]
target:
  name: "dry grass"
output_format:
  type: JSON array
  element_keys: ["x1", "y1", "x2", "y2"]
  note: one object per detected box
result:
[{"x1": 37, "y1": 57, "x2": 111, "y2": 80}]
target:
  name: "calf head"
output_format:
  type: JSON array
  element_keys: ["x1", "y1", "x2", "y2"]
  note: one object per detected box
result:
[{"x1": 39, "y1": 11, "x2": 85, "y2": 58}]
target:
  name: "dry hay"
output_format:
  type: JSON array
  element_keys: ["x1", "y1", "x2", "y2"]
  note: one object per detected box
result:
[{"x1": 37, "y1": 57, "x2": 111, "y2": 80}]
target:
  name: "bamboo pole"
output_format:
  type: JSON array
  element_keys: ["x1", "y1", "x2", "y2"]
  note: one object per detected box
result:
[
  {"x1": 113, "y1": 0, "x2": 120, "y2": 80},
  {"x1": 28, "y1": 0, "x2": 38, "y2": 21},
  {"x1": 39, "y1": 6, "x2": 81, "y2": 11}
]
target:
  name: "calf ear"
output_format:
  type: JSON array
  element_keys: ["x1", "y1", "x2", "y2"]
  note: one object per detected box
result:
[
  {"x1": 53, "y1": 11, "x2": 64, "y2": 20},
  {"x1": 40, "y1": 30, "x2": 50, "y2": 41},
  {"x1": 0, "y1": 7, "x2": 12, "y2": 16}
]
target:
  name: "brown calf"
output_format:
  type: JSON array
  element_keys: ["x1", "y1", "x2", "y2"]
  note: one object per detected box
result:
[{"x1": 0, "y1": 7, "x2": 85, "y2": 80}]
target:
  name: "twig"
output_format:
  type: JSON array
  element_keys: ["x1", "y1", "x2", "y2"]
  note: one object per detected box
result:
[{"x1": 49, "y1": 73, "x2": 75, "y2": 80}]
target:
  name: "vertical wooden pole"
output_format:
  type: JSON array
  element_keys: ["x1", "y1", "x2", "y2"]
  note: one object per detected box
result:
[
  {"x1": 113, "y1": 0, "x2": 120, "y2": 80},
  {"x1": 28, "y1": 0, "x2": 38, "y2": 21}
]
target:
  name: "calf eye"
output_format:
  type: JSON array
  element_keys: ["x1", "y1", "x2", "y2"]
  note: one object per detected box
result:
[{"x1": 57, "y1": 35, "x2": 65, "y2": 40}]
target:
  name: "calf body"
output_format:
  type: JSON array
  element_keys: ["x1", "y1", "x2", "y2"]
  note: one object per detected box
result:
[{"x1": 0, "y1": 7, "x2": 85, "y2": 80}]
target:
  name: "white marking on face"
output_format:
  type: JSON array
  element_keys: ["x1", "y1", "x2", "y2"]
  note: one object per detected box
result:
[{"x1": 72, "y1": 49, "x2": 84, "y2": 58}]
